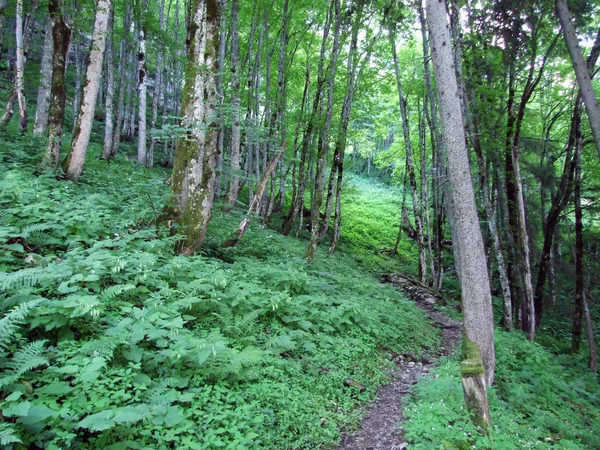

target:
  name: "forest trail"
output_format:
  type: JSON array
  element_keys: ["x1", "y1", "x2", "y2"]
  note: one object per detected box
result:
[{"x1": 338, "y1": 274, "x2": 462, "y2": 450}]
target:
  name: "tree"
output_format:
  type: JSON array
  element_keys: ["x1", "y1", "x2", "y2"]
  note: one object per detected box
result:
[
  {"x1": 42, "y1": 0, "x2": 71, "y2": 169},
  {"x1": 64, "y1": 0, "x2": 112, "y2": 181},
  {"x1": 556, "y1": 0, "x2": 600, "y2": 161},
  {"x1": 14, "y1": 0, "x2": 27, "y2": 133},
  {"x1": 165, "y1": 0, "x2": 221, "y2": 254},
  {"x1": 427, "y1": 0, "x2": 495, "y2": 428}
]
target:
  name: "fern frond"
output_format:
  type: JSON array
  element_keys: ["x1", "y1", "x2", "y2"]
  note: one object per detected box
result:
[
  {"x1": 0, "y1": 422, "x2": 22, "y2": 445},
  {"x1": 0, "y1": 268, "x2": 51, "y2": 292},
  {"x1": 80, "y1": 337, "x2": 121, "y2": 360},
  {"x1": 20, "y1": 223, "x2": 59, "y2": 238},
  {"x1": 7, "y1": 340, "x2": 48, "y2": 376},
  {"x1": 0, "y1": 299, "x2": 44, "y2": 349},
  {"x1": 100, "y1": 284, "x2": 136, "y2": 302},
  {"x1": 265, "y1": 334, "x2": 296, "y2": 352}
]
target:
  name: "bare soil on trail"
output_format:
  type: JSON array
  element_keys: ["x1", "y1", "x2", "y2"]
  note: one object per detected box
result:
[{"x1": 337, "y1": 274, "x2": 462, "y2": 450}]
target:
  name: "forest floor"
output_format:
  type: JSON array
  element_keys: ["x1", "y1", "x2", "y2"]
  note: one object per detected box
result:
[{"x1": 338, "y1": 274, "x2": 461, "y2": 450}]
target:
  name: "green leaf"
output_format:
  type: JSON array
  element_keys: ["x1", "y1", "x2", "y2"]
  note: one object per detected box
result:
[
  {"x1": 6, "y1": 243, "x2": 24, "y2": 253},
  {"x1": 3, "y1": 401, "x2": 31, "y2": 417},
  {"x1": 38, "y1": 381, "x2": 73, "y2": 395},
  {"x1": 78, "y1": 410, "x2": 116, "y2": 431},
  {"x1": 5, "y1": 391, "x2": 23, "y2": 402},
  {"x1": 20, "y1": 404, "x2": 55, "y2": 424}
]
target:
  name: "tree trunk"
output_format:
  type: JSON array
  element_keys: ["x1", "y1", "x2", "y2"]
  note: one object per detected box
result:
[
  {"x1": 571, "y1": 123, "x2": 584, "y2": 354},
  {"x1": 101, "y1": 6, "x2": 115, "y2": 160},
  {"x1": 33, "y1": 20, "x2": 54, "y2": 135},
  {"x1": 111, "y1": 0, "x2": 132, "y2": 157},
  {"x1": 327, "y1": 0, "x2": 367, "y2": 253},
  {"x1": 306, "y1": 0, "x2": 342, "y2": 263},
  {"x1": 42, "y1": 0, "x2": 70, "y2": 169},
  {"x1": 148, "y1": 0, "x2": 166, "y2": 168},
  {"x1": 15, "y1": 0, "x2": 28, "y2": 133},
  {"x1": 64, "y1": 0, "x2": 112, "y2": 181},
  {"x1": 222, "y1": 143, "x2": 286, "y2": 248},
  {"x1": 0, "y1": 0, "x2": 7, "y2": 59},
  {"x1": 223, "y1": 0, "x2": 242, "y2": 212},
  {"x1": 137, "y1": 2, "x2": 148, "y2": 167},
  {"x1": 556, "y1": 0, "x2": 600, "y2": 161},
  {"x1": 427, "y1": 0, "x2": 494, "y2": 428},
  {"x1": 584, "y1": 292, "x2": 597, "y2": 372},
  {"x1": 390, "y1": 27, "x2": 427, "y2": 283},
  {"x1": 166, "y1": 0, "x2": 221, "y2": 254}
]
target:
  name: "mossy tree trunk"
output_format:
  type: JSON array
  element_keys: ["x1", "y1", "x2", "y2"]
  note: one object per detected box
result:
[
  {"x1": 427, "y1": 0, "x2": 494, "y2": 428},
  {"x1": 42, "y1": 0, "x2": 71, "y2": 169},
  {"x1": 168, "y1": 0, "x2": 221, "y2": 254}
]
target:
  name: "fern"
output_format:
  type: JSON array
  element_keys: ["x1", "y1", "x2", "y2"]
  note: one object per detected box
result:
[
  {"x1": 0, "y1": 423, "x2": 22, "y2": 446},
  {"x1": 7, "y1": 340, "x2": 48, "y2": 376},
  {"x1": 100, "y1": 284, "x2": 136, "y2": 302},
  {"x1": 20, "y1": 223, "x2": 59, "y2": 239},
  {"x1": 0, "y1": 299, "x2": 44, "y2": 350},
  {"x1": 0, "y1": 267, "x2": 54, "y2": 292}
]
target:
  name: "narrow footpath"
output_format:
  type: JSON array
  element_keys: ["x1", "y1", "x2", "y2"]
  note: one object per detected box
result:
[{"x1": 338, "y1": 274, "x2": 462, "y2": 450}]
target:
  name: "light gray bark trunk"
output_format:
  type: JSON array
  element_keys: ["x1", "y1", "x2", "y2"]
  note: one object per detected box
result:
[
  {"x1": 137, "y1": 2, "x2": 148, "y2": 167},
  {"x1": 149, "y1": 0, "x2": 166, "y2": 168},
  {"x1": 427, "y1": 0, "x2": 494, "y2": 428},
  {"x1": 102, "y1": 7, "x2": 115, "y2": 159},
  {"x1": 64, "y1": 0, "x2": 112, "y2": 181},
  {"x1": 34, "y1": 20, "x2": 54, "y2": 135},
  {"x1": 556, "y1": 0, "x2": 600, "y2": 161},
  {"x1": 111, "y1": 0, "x2": 131, "y2": 157},
  {"x1": 224, "y1": 0, "x2": 242, "y2": 212},
  {"x1": 15, "y1": 0, "x2": 27, "y2": 133}
]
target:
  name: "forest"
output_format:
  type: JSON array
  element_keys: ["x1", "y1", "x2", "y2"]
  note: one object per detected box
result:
[{"x1": 1, "y1": 0, "x2": 600, "y2": 448}]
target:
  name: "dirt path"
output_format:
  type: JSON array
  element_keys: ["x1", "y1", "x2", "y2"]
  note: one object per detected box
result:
[{"x1": 337, "y1": 274, "x2": 462, "y2": 450}]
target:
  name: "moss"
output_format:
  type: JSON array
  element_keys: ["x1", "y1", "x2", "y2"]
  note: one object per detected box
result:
[{"x1": 460, "y1": 333, "x2": 484, "y2": 378}]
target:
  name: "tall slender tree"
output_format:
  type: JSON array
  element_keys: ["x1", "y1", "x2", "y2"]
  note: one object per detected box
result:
[
  {"x1": 64, "y1": 0, "x2": 112, "y2": 181},
  {"x1": 427, "y1": 0, "x2": 494, "y2": 428}
]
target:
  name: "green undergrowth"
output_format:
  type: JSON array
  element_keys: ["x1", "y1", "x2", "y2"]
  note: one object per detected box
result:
[
  {"x1": 403, "y1": 330, "x2": 600, "y2": 449},
  {"x1": 336, "y1": 174, "x2": 419, "y2": 276},
  {"x1": 0, "y1": 134, "x2": 438, "y2": 449}
]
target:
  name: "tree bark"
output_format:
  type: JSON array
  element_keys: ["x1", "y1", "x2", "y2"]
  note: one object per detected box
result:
[
  {"x1": 390, "y1": 26, "x2": 427, "y2": 283},
  {"x1": 101, "y1": 7, "x2": 115, "y2": 160},
  {"x1": 0, "y1": 0, "x2": 7, "y2": 60},
  {"x1": 15, "y1": 0, "x2": 28, "y2": 133},
  {"x1": 42, "y1": 0, "x2": 70, "y2": 169},
  {"x1": 556, "y1": 0, "x2": 600, "y2": 161},
  {"x1": 137, "y1": 1, "x2": 148, "y2": 166},
  {"x1": 223, "y1": 0, "x2": 242, "y2": 212},
  {"x1": 148, "y1": 0, "x2": 166, "y2": 168},
  {"x1": 111, "y1": 0, "x2": 132, "y2": 157},
  {"x1": 222, "y1": 143, "x2": 286, "y2": 248},
  {"x1": 306, "y1": 0, "x2": 342, "y2": 263},
  {"x1": 427, "y1": 0, "x2": 494, "y2": 427},
  {"x1": 64, "y1": 0, "x2": 112, "y2": 181},
  {"x1": 33, "y1": 20, "x2": 54, "y2": 135},
  {"x1": 166, "y1": 0, "x2": 221, "y2": 253},
  {"x1": 571, "y1": 123, "x2": 583, "y2": 354}
]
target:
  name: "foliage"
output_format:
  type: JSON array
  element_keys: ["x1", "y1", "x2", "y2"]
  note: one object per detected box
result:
[
  {"x1": 0, "y1": 136, "x2": 438, "y2": 449},
  {"x1": 403, "y1": 330, "x2": 600, "y2": 449}
]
